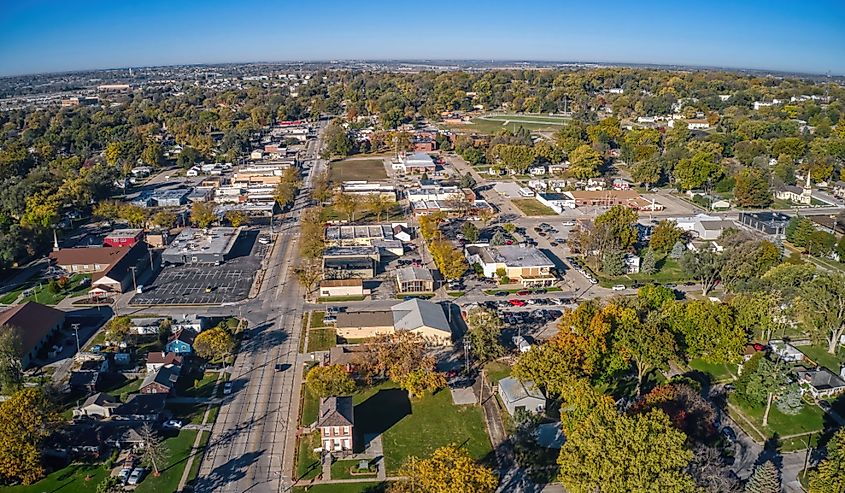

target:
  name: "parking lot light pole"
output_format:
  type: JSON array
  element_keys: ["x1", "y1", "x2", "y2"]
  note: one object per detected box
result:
[
  {"x1": 129, "y1": 266, "x2": 137, "y2": 292},
  {"x1": 71, "y1": 323, "x2": 81, "y2": 354}
]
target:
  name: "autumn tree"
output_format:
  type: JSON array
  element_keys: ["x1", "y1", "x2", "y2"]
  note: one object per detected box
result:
[
  {"x1": 679, "y1": 249, "x2": 723, "y2": 295},
  {"x1": 390, "y1": 444, "x2": 497, "y2": 493},
  {"x1": 139, "y1": 423, "x2": 169, "y2": 476},
  {"x1": 104, "y1": 315, "x2": 132, "y2": 346},
  {"x1": 273, "y1": 168, "x2": 301, "y2": 209},
  {"x1": 332, "y1": 192, "x2": 362, "y2": 222},
  {"x1": 568, "y1": 144, "x2": 603, "y2": 179},
  {"x1": 633, "y1": 383, "x2": 718, "y2": 443},
  {"x1": 663, "y1": 300, "x2": 746, "y2": 364},
  {"x1": 311, "y1": 170, "x2": 332, "y2": 204},
  {"x1": 429, "y1": 239, "x2": 468, "y2": 280},
  {"x1": 192, "y1": 326, "x2": 235, "y2": 362},
  {"x1": 0, "y1": 388, "x2": 59, "y2": 484},
  {"x1": 809, "y1": 428, "x2": 845, "y2": 493},
  {"x1": 465, "y1": 307, "x2": 505, "y2": 364},
  {"x1": 394, "y1": 368, "x2": 447, "y2": 398},
  {"x1": 294, "y1": 259, "x2": 323, "y2": 300},
  {"x1": 674, "y1": 151, "x2": 721, "y2": 191},
  {"x1": 557, "y1": 408, "x2": 695, "y2": 493},
  {"x1": 224, "y1": 210, "x2": 248, "y2": 228},
  {"x1": 190, "y1": 201, "x2": 216, "y2": 229},
  {"x1": 595, "y1": 205, "x2": 639, "y2": 250},
  {"x1": 306, "y1": 364, "x2": 356, "y2": 398},
  {"x1": 733, "y1": 168, "x2": 772, "y2": 208},
  {"x1": 150, "y1": 211, "x2": 177, "y2": 229},
  {"x1": 365, "y1": 194, "x2": 396, "y2": 222},
  {"x1": 649, "y1": 220, "x2": 684, "y2": 255}
]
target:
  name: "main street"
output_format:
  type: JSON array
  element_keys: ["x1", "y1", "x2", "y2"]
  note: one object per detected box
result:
[{"x1": 192, "y1": 122, "x2": 327, "y2": 493}]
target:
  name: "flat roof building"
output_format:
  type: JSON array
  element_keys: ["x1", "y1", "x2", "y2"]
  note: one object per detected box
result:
[
  {"x1": 466, "y1": 245, "x2": 556, "y2": 287},
  {"x1": 161, "y1": 227, "x2": 242, "y2": 265}
]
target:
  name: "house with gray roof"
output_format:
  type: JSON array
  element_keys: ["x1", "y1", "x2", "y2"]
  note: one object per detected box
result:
[
  {"x1": 335, "y1": 298, "x2": 452, "y2": 344},
  {"x1": 317, "y1": 396, "x2": 354, "y2": 453},
  {"x1": 498, "y1": 377, "x2": 546, "y2": 417}
]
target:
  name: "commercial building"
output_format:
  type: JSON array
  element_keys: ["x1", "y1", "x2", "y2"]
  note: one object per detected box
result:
[
  {"x1": 536, "y1": 193, "x2": 576, "y2": 213},
  {"x1": 0, "y1": 301, "x2": 66, "y2": 368},
  {"x1": 322, "y1": 246, "x2": 380, "y2": 279},
  {"x1": 326, "y1": 224, "x2": 397, "y2": 247},
  {"x1": 161, "y1": 227, "x2": 242, "y2": 265},
  {"x1": 318, "y1": 279, "x2": 369, "y2": 298},
  {"x1": 672, "y1": 214, "x2": 736, "y2": 241},
  {"x1": 465, "y1": 245, "x2": 556, "y2": 287},
  {"x1": 340, "y1": 181, "x2": 397, "y2": 201},
  {"x1": 335, "y1": 299, "x2": 452, "y2": 344},
  {"x1": 50, "y1": 243, "x2": 149, "y2": 297},
  {"x1": 738, "y1": 212, "x2": 791, "y2": 238},
  {"x1": 103, "y1": 229, "x2": 144, "y2": 248},
  {"x1": 406, "y1": 185, "x2": 468, "y2": 203},
  {"x1": 395, "y1": 267, "x2": 435, "y2": 293},
  {"x1": 392, "y1": 152, "x2": 437, "y2": 174}
]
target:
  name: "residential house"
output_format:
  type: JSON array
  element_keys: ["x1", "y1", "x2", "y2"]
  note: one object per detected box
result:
[
  {"x1": 395, "y1": 267, "x2": 435, "y2": 293},
  {"x1": 145, "y1": 352, "x2": 183, "y2": 372},
  {"x1": 105, "y1": 427, "x2": 146, "y2": 450},
  {"x1": 317, "y1": 396, "x2": 354, "y2": 453},
  {"x1": 770, "y1": 340, "x2": 804, "y2": 362},
  {"x1": 465, "y1": 245, "x2": 556, "y2": 287},
  {"x1": 69, "y1": 370, "x2": 99, "y2": 394},
  {"x1": 131, "y1": 317, "x2": 164, "y2": 336},
  {"x1": 165, "y1": 329, "x2": 195, "y2": 354},
  {"x1": 73, "y1": 392, "x2": 119, "y2": 419},
  {"x1": 796, "y1": 367, "x2": 845, "y2": 399},
  {"x1": 319, "y1": 279, "x2": 368, "y2": 298},
  {"x1": 113, "y1": 393, "x2": 168, "y2": 421},
  {"x1": 0, "y1": 301, "x2": 65, "y2": 368},
  {"x1": 139, "y1": 364, "x2": 180, "y2": 394},
  {"x1": 172, "y1": 314, "x2": 208, "y2": 333},
  {"x1": 623, "y1": 253, "x2": 640, "y2": 274},
  {"x1": 498, "y1": 377, "x2": 546, "y2": 417},
  {"x1": 335, "y1": 299, "x2": 452, "y2": 344},
  {"x1": 328, "y1": 345, "x2": 372, "y2": 376}
]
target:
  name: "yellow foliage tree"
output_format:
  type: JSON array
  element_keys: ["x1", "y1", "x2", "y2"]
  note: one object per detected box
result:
[{"x1": 390, "y1": 444, "x2": 497, "y2": 493}]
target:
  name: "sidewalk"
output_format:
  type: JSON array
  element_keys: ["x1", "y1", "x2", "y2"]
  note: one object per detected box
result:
[{"x1": 177, "y1": 372, "x2": 224, "y2": 492}]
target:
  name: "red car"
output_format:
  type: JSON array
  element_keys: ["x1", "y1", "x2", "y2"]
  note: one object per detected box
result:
[
  {"x1": 508, "y1": 299, "x2": 527, "y2": 307},
  {"x1": 516, "y1": 290, "x2": 530, "y2": 296}
]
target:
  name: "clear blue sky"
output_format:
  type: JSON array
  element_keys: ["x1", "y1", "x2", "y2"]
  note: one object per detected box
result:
[{"x1": 1, "y1": 0, "x2": 844, "y2": 76}]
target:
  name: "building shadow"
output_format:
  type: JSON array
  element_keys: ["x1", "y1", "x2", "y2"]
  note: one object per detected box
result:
[{"x1": 353, "y1": 388, "x2": 412, "y2": 449}]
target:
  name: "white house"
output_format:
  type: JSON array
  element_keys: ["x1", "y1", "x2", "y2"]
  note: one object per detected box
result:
[
  {"x1": 528, "y1": 165, "x2": 547, "y2": 176},
  {"x1": 774, "y1": 185, "x2": 811, "y2": 205},
  {"x1": 536, "y1": 192, "x2": 576, "y2": 213},
  {"x1": 498, "y1": 377, "x2": 545, "y2": 417},
  {"x1": 623, "y1": 253, "x2": 640, "y2": 274}
]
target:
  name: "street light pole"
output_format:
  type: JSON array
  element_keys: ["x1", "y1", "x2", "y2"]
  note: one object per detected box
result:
[
  {"x1": 129, "y1": 266, "x2": 137, "y2": 293},
  {"x1": 71, "y1": 323, "x2": 81, "y2": 354}
]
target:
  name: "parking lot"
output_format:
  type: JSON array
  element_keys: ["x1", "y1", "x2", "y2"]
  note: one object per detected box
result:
[{"x1": 131, "y1": 230, "x2": 266, "y2": 305}]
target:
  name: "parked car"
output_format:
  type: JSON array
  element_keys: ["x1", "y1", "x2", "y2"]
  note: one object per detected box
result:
[
  {"x1": 516, "y1": 290, "x2": 530, "y2": 296},
  {"x1": 118, "y1": 467, "x2": 132, "y2": 484},
  {"x1": 720, "y1": 427, "x2": 737, "y2": 442},
  {"x1": 163, "y1": 419, "x2": 183, "y2": 429},
  {"x1": 223, "y1": 382, "x2": 233, "y2": 395},
  {"x1": 508, "y1": 299, "x2": 527, "y2": 307},
  {"x1": 612, "y1": 285, "x2": 626, "y2": 291},
  {"x1": 258, "y1": 236, "x2": 271, "y2": 245},
  {"x1": 494, "y1": 291, "x2": 509, "y2": 296},
  {"x1": 127, "y1": 468, "x2": 146, "y2": 485}
]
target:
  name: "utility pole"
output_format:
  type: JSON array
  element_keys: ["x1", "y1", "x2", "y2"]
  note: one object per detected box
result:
[
  {"x1": 129, "y1": 266, "x2": 138, "y2": 293},
  {"x1": 71, "y1": 323, "x2": 81, "y2": 354}
]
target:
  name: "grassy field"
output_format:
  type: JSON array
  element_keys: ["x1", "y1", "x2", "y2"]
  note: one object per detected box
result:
[
  {"x1": 14, "y1": 274, "x2": 92, "y2": 305},
  {"x1": 104, "y1": 377, "x2": 142, "y2": 401},
  {"x1": 178, "y1": 370, "x2": 218, "y2": 398},
  {"x1": 0, "y1": 464, "x2": 108, "y2": 493},
  {"x1": 354, "y1": 382, "x2": 492, "y2": 474},
  {"x1": 484, "y1": 361, "x2": 513, "y2": 385},
  {"x1": 310, "y1": 311, "x2": 327, "y2": 328},
  {"x1": 292, "y1": 483, "x2": 388, "y2": 493},
  {"x1": 307, "y1": 328, "x2": 337, "y2": 353},
  {"x1": 795, "y1": 344, "x2": 845, "y2": 374},
  {"x1": 134, "y1": 430, "x2": 198, "y2": 493},
  {"x1": 728, "y1": 394, "x2": 826, "y2": 449},
  {"x1": 443, "y1": 113, "x2": 571, "y2": 134},
  {"x1": 511, "y1": 198, "x2": 558, "y2": 216},
  {"x1": 595, "y1": 255, "x2": 692, "y2": 287},
  {"x1": 329, "y1": 158, "x2": 387, "y2": 183},
  {"x1": 689, "y1": 359, "x2": 738, "y2": 384},
  {"x1": 296, "y1": 432, "x2": 323, "y2": 481}
]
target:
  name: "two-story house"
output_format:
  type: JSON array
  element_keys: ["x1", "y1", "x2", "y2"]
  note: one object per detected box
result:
[
  {"x1": 165, "y1": 329, "x2": 195, "y2": 355},
  {"x1": 317, "y1": 396, "x2": 354, "y2": 453}
]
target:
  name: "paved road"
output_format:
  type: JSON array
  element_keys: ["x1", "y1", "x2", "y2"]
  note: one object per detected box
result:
[{"x1": 193, "y1": 123, "x2": 327, "y2": 493}]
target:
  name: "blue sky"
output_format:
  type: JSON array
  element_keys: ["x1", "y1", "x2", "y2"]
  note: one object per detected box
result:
[{"x1": 1, "y1": 0, "x2": 844, "y2": 76}]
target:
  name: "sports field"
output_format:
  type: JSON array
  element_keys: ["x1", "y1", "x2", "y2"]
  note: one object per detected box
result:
[{"x1": 442, "y1": 112, "x2": 571, "y2": 134}]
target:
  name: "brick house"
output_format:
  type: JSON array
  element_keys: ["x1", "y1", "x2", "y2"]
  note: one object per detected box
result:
[{"x1": 317, "y1": 396, "x2": 354, "y2": 453}]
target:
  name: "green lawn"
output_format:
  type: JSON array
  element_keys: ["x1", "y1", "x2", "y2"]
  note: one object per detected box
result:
[
  {"x1": 354, "y1": 382, "x2": 492, "y2": 474},
  {"x1": 184, "y1": 431, "x2": 210, "y2": 487},
  {"x1": 0, "y1": 285, "x2": 27, "y2": 305},
  {"x1": 511, "y1": 199, "x2": 557, "y2": 216},
  {"x1": 797, "y1": 344, "x2": 845, "y2": 374},
  {"x1": 20, "y1": 274, "x2": 92, "y2": 305},
  {"x1": 307, "y1": 328, "x2": 337, "y2": 353},
  {"x1": 178, "y1": 370, "x2": 218, "y2": 398},
  {"x1": 167, "y1": 402, "x2": 209, "y2": 425},
  {"x1": 594, "y1": 255, "x2": 692, "y2": 287},
  {"x1": 105, "y1": 377, "x2": 142, "y2": 401},
  {"x1": 310, "y1": 311, "x2": 327, "y2": 328},
  {"x1": 329, "y1": 158, "x2": 388, "y2": 183},
  {"x1": 0, "y1": 463, "x2": 107, "y2": 493},
  {"x1": 331, "y1": 459, "x2": 377, "y2": 480},
  {"x1": 317, "y1": 295, "x2": 367, "y2": 302},
  {"x1": 296, "y1": 432, "x2": 323, "y2": 481},
  {"x1": 728, "y1": 394, "x2": 826, "y2": 449},
  {"x1": 485, "y1": 361, "x2": 513, "y2": 385},
  {"x1": 688, "y1": 359, "x2": 738, "y2": 384},
  {"x1": 134, "y1": 430, "x2": 198, "y2": 493},
  {"x1": 292, "y1": 482, "x2": 388, "y2": 493},
  {"x1": 301, "y1": 380, "x2": 320, "y2": 427}
]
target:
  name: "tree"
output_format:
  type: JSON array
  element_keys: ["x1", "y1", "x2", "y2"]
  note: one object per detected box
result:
[
  {"x1": 459, "y1": 172, "x2": 477, "y2": 189},
  {"x1": 806, "y1": 231, "x2": 836, "y2": 257},
  {"x1": 461, "y1": 222, "x2": 479, "y2": 243},
  {"x1": 358, "y1": 332, "x2": 434, "y2": 385},
  {"x1": 0, "y1": 329, "x2": 23, "y2": 394},
  {"x1": 669, "y1": 241, "x2": 686, "y2": 259},
  {"x1": 117, "y1": 204, "x2": 148, "y2": 228},
  {"x1": 557, "y1": 408, "x2": 695, "y2": 493},
  {"x1": 150, "y1": 211, "x2": 177, "y2": 229},
  {"x1": 674, "y1": 151, "x2": 720, "y2": 191},
  {"x1": 786, "y1": 217, "x2": 817, "y2": 249},
  {"x1": 650, "y1": 220, "x2": 684, "y2": 255},
  {"x1": 796, "y1": 273, "x2": 845, "y2": 353},
  {"x1": 679, "y1": 250, "x2": 723, "y2": 295},
  {"x1": 365, "y1": 193, "x2": 395, "y2": 222},
  {"x1": 192, "y1": 327, "x2": 235, "y2": 362},
  {"x1": 139, "y1": 423, "x2": 169, "y2": 476},
  {"x1": 465, "y1": 308, "x2": 505, "y2": 364},
  {"x1": 492, "y1": 144, "x2": 535, "y2": 174},
  {"x1": 744, "y1": 460, "x2": 781, "y2": 493},
  {"x1": 294, "y1": 259, "x2": 323, "y2": 300},
  {"x1": 141, "y1": 142, "x2": 163, "y2": 167},
  {"x1": 0, "y1": 388, "x2": 59, "y2": 485},
  {"x1": 633, "y1": 383, "x2": 718, "y2": 443},
  {"x1": 306, "y1": 364, "x2": 356, "y2": 398},
  {"x1": 809, "y1": 428, "x2": 845, "y2": 493},
  {"x1": 332, "y1": 192, "x2": 362, "y2": 223},
  {"x1": 273, "y1": 169, "x2": 300, "y2": 209},
  {"x1": 395, "y1": 367, "x2": 447, "y2": 398},
  {"x1": 311, "y1": 171, "x2": 332, "y2": 204},
  {"x1": 641, "y1": 248, "x2": 657, "y2": 275},
  {"x1": 734, "y1": 168, "x2": 772, "y2": 208},
  {"x1": 595, "y1": 205, "x2": 639, "y2": 250},
  {"x1": 664, "y1": 300, "x2": 746, "y2": 364},
  {"x1": 602, "y1": 250, "x2": 624, "y2": 276},
  {"x1": 190, "y1": 201, "x2": 216, "y2": 229},
  {"x1": 104, "y1": 316, "x2": 131, "y2": 346},
  {"x1": 568, "y1": 144, "x2": 603, "y2": 179},
  {"x1": 321, "y1": 121, "x2": 354, "y2": 158},
  {"x1": 390, "y1": 444, "x2": 497, "y2": 493},
  {"x1": 736, "y1": 354, "x2": 790, "y2": 426},
  {"x1": 618, "y1": 318, "x2": 677, "y2": 395},
  {"x1": 429, "y1": 239, "x2": 467, "y2": 280},
  {"x1": 224, "y1": 210, "x2": 248, "y2": 228},
  {"x1": 96, "y1": 476, "x2": 123, "y2": 493}
]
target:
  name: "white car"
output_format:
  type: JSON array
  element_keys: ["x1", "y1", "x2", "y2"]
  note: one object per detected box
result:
[
  {"x1": 258, "y1": 236, "x2": 271, "y2": 245},
  {"x1": 127, "y1": 468, "x2": 145, "y2": 485},
  {"x1": 118, "y1": 467, "x2": 132, "y2": 484},
  {"x1": 163, "y1": 419, "x2": 184, "y2": 429},
  {"x1": 612, "y1": 284, "x2": 626, "y2": 291}
]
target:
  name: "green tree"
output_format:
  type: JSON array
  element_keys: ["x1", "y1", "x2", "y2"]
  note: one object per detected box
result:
[
  {"x1": 492, "y1": 144, "x2": 535, "y2": 174},
  {"x1": 640, "y1": 248, "x2": 657, "y2": 275},
  {"x1": 332, "y1": 192, "x2": 362, "y2": 222},
  {"x1": 0, "y1": 329, "x2": 23, "y2": 397},
  {"x1": 190, "y1": 201, "x2": 216, "y2": 229},
  {"x1": 306, "y1": 364, "x2": 356, "y2": 398},
  {"x1": 96, "y1": 476, "x2": 123, "y2": 493},
  {"x1": 736, "y1": 354, "x2": 790, "y2": 426},
  {"x1": 602, "y1": 250, "x2": 624, "y2": 276},
  {"x1": 673, "y1": 151, "x2": 720, "y2": 191},
  {"x1": 809, "y1": 428, "x2": 845, "y2": 493},
  {"x1": 744, "y1": 460, "x2": 781, "y2": 493},
  {"x1": 733, "y1": 168, "x2": 772, "y2": 208},
  {"x1": 796, "y1": 272, "x2": 845, "y2": 353},
  {"x1": 461, "y1": 222, "x2": 479, "y2": 243},
  {"x1": 557, "y1": 408, "x2": 695, "y2": 493},
  {"x1": 465, "y1": 308, "x2": 504, "y2": 364},
  {"x1": 785, "y1": 217, "x2": 816, "y2": 248},
  {"x1": 595, "y1": 205, "x2": 639, "y2": 250},
  {"x1": 224, "y1": 210, "x2": 248, "y2": 228},
  {"x1": 679, "y1": 250, "x2": 723, "y2": 295},
  {"x1": 650, "y1": 220, "x2": 684, "y2": 255},
  {"x1": 618, "y1": 317, "x2": 677, "y2": 395},
  {"x1": 568, "y1": 144, "x2": 603, "y2": 179},
  {"x1": 664, "y1": 300, "x2": 745, "y2": 364},
  {"x1": 391, "y1": 444, "x2": 498, "y2": 493}
]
